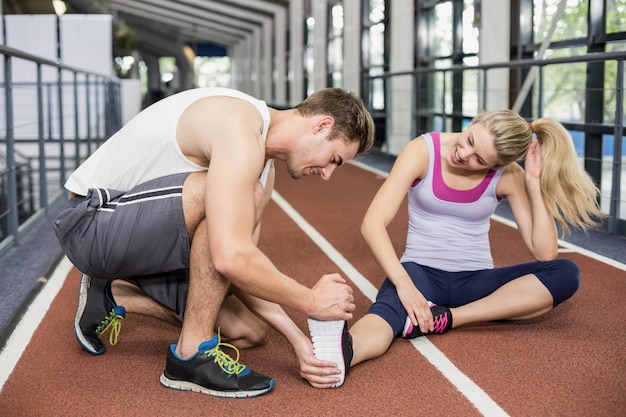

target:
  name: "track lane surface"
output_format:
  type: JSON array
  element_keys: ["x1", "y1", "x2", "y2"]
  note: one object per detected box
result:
[{"x1": 0, "y1": 161, "x2": 624, "y2": 416}]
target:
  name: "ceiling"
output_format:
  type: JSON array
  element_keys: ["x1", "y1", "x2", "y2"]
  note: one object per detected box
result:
[{"x1": 4, "y1": 0, "x2": 291, "y2": 56}]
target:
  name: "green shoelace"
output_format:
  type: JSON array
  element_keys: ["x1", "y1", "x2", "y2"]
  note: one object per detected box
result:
[
  {"x1": 96, "y1": 309, "x2": 124, "y2": 346},
  {"x1": 204, "y1": 329, "x2": 247, "y2": 375}
]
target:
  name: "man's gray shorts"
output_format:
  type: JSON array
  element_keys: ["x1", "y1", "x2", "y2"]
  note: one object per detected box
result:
[{"x1": 54, "y1": 173, "x2": 193, "y2": 318}]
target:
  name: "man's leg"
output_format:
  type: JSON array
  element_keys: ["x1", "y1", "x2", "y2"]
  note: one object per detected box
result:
[
  {"x1": 217, "y1": 295, "x2": 270, "y2": 349},
  {"x1": 64, "y1": 175, "x2": 190, "y2": 355},
  {"x1": 160, "y1": 172, "x2": 274, "y2": 398},
  {"x1": 111, "y1": 280, "x2": 269, "y2": 349},
  {"x1": 112, "y1": 165, "x2": 274, "y2": 350},
  {"x1": 173, "y1": 170, "x2": 269, "y2": 355},
  {"x1": 111, "y1": 280, "x2": 181, "y2": 326}
]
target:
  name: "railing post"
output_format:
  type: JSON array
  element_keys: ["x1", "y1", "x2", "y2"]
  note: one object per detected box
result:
[
  {"x1": 537, "y1": 66, "x2": 544, "y2": 117},
  {"x1": 85, "y1": 73, "x2": 92, "y2": 155},
  {"x1": 4, "y1": 54, "x2": 19, "y2": 242},
  {"x1": 57, "y1": 66, "x2": 65, "y2": 185},
  {"x1": 95, "y1": 78, "x2": 101, "y2": 146},
  {"x1": 37, "y1": 63, "x2": 48, "y2": 210},
  {"x1": 608, "y1": 60, "x2": 624, "y2": 234},
  {"x1": 73, "y1": 70, "x2": 80, "y2": 168},
  {"x1": 46, "y1": 83, "x2": 52, "y2": 140}
]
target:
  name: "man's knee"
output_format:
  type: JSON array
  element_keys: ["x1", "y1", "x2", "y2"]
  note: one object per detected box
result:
[
  {"x1": 221, "y1": 319, "x2": 269, "y2": 349},
  {"x1": 245, "y1": 320, "x2": 270, "y2": 346},
  {"x1": 182, "y1": 172, "x2": 207, "y2": 237}
]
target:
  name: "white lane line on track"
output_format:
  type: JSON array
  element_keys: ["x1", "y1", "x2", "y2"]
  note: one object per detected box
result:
[
  {"x1": 0, "y1": 256, "x2": 73, "y2": 392},
  {"x1": 272, "y1": 191, "x2": 510, "y2": 417}
]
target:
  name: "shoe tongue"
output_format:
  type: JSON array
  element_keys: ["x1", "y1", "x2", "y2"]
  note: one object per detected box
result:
[{"x1": 197, "y1": 336, "x2": 219, "y2": 352}]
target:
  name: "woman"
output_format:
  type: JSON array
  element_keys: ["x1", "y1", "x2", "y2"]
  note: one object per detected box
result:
[{"x1": 308, "y1": 109, "x2": 603, "y2": 387}]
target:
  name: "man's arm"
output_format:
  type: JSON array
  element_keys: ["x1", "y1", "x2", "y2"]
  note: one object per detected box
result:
[
  {"x1": 232, "y1": 288, "x2": 348, "y2": 388},
  {"x1": 178, "y1": 96, "x2": 354, "y2": 320}
]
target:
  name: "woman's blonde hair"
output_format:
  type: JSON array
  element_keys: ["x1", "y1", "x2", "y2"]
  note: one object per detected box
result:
[{"x1": 472, "y1": 109, "x2": 604, "y2": 233}]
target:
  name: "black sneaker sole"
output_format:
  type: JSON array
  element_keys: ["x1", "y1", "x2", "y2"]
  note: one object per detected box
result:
[
  {"x1": 159, "y1": 373, "x2": 275, "y2": 398},
  {"x1": 74, "y1": 274, "x2": 105, "y2": 355}
]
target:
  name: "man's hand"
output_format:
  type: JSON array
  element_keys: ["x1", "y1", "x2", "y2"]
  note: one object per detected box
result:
[
  {"x1": 292, "y1": 333, "x2": 344, "y2": 388},
  {"x1": 310, "y1": 274, "x2": 355, "y2": 321}
]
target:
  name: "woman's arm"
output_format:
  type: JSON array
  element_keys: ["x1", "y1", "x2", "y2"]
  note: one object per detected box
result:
[
  {"x1": 499, "y1": 141, "x2": 558, "y2": 261},
  {"x1": 360, "y1": 137, "x2": 435, "y2": 332}
]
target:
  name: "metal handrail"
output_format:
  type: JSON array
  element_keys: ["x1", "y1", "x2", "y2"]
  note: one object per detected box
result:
[{"x1": 0, "y1": 44, "x2": 122, "y2": 258}]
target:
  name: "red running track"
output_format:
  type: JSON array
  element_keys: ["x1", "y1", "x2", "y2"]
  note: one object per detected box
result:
[{"x1": 1, "y1": 161, "x2": 624, "y2": 416}]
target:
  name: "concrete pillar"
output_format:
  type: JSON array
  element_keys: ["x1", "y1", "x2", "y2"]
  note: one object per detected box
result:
[
  {"x1": 343, "y1": 0, "x2": 362, "y2": 95},
  {"x1": 386, "y1": 0, "x2": 415, "y2": 155},
  {"x1": 312, "y1": 0, "x2": 328, "y2": 91},
  {"x1": 289, "y1": 0, "x2": 305, "y2": 105},
  {"x1": 478, "y1": 0, "x2": 510, "y2": 111}
]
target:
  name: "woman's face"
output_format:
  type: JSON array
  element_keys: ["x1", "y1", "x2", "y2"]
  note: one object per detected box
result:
[{"x1": 448, "y1": 123, "x2": 500, "y2": 171}]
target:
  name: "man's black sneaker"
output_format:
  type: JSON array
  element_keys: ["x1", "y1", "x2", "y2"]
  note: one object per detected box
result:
[
  {"x1": 307, "y1": 319, "x2": 353, "y2": 388},
  {"x1": 160, "y1": 332, "x2": 275, "y2": 398},
  {"x1": 74, "y1": 273, "x2": 125, "y2": 355},
  {"x1": 402, "y1": 304, "x2": 453, "y2": 339}
]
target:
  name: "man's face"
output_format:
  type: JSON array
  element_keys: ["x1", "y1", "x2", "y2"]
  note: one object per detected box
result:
[{"x1": 287, "y1": 133, "x2": 359, "y2": 180}]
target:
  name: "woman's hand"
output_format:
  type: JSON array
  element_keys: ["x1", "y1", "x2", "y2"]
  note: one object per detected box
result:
[
  {"x1": 397, "y1": 283, "x2": 432, "y2": 333},
  {"x1": 524, "y1": 140, "x2": 543, "y2": 183}
]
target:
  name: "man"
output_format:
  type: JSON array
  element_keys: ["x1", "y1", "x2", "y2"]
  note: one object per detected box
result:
[{"x1": 53, "y1": 87, "x2": 374, "y2": 398}]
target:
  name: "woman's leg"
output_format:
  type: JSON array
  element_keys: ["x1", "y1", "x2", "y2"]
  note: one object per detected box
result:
[
  {"x1": 449, "y1": 259, "x2": 580, "y2": 328},
  {"x1": 349, "y1": 314, "x2": 394, "y2": 367},
  {"x1": 450, "y1": 274, "x2": 554, "y2": 328}
]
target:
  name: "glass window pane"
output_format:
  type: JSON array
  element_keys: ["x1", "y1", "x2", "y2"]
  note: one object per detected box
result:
[
  {"x1": 428, "y1": 72, "x2": 445, "y2": 113},
  {"x1": 462, "y1": 57, "x2": 479, "y2": 115},
  {"x1": 331, "y1": 37, "x2": 344, "y2": 68},
  {"x1": 462, "y1": 1, "x2": 479, "y2": 54},
  {"x1": 600, "y1": 134, "x2": 626, "y2": 218},
  {"x1": 533, "y1": 0, "x2": 588, "y2": 43},
  {"x1": 195, "y1": 57, "x2": 231, "y2": 88},
  {"x1": 607, "y1": 0, "x2": 626, "y2": 34},
  {"x1": 332, "y1": 3, "x2": 344, "y2": 37},
  {"x1": 430, "y1": 66, "x2": 452, "y2": 114},
  {"x1": 369, "y1": 22, "x2": 385, "y2": 67},
  {"x1": 433, "y1": 2, "x2": 453, "y2": 57},
  {"x1": 605, "y1": 42, "x2": 626, "y2": 124},
  {"x1": 369, "y1": 0, "x2": 385, "y2": 23},
  {"x1": 305, "y1": 17, "x2": 315, "y2": 96},
  {"x1": 371, "y1": 78, "x2": 384, "y2": 110},
  {"x1": 333, "y1": 71, "x2": 343, "y2": 88},
  {"x1": 540, "y1": 47, "x2": 587, "y2": 122}
]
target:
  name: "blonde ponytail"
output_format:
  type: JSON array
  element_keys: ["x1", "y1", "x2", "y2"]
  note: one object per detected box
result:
[
  {"x1": 473, "y1": 110, "x2": 604, "y2": 233},
  {"x1": 532, "y1": 118, "x2": 604, "y2": 233}
]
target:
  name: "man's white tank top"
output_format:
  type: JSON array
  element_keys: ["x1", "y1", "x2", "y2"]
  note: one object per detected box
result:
[
  {"x1": 399, "y1": 132, "x2": 506, "y2": 272},
  {"x1": 65, "y1": 87, "x2": 272, "y2": 195}
]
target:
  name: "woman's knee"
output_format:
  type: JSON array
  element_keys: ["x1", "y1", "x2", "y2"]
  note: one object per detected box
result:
[{"x1": 540, "y1": 258, "x2": 580, "y2": 306}]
